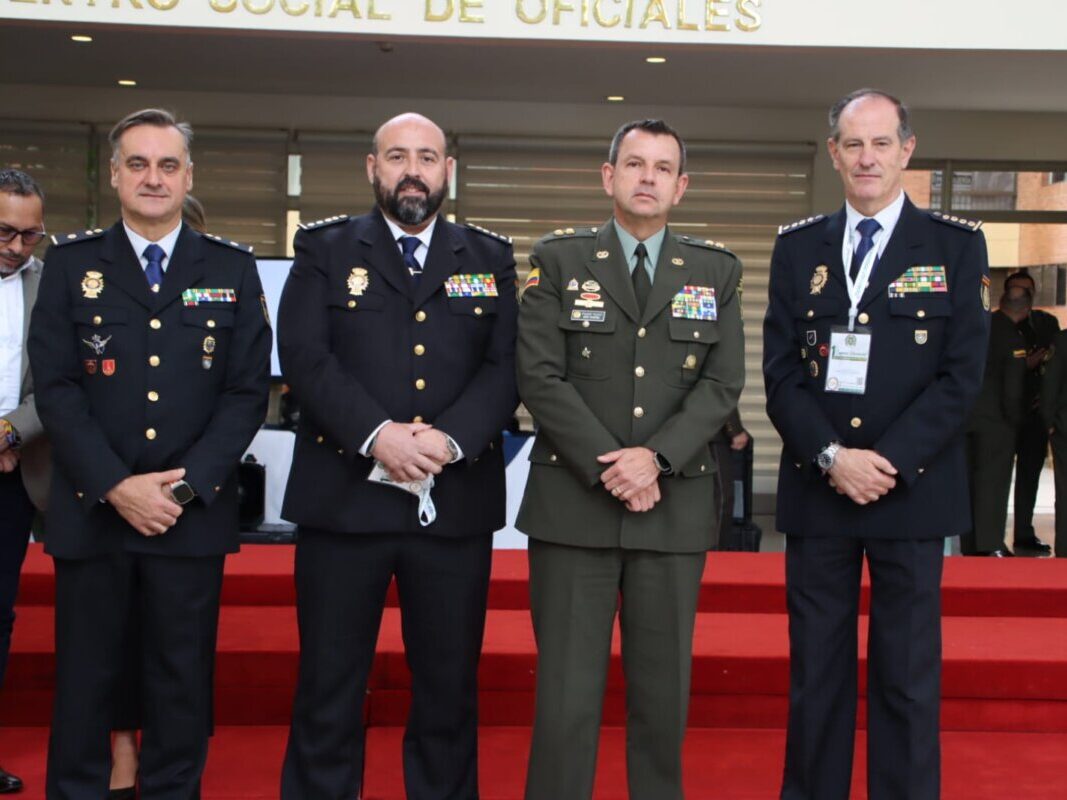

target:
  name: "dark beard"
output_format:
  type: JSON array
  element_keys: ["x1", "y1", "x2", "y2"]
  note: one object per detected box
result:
[{"x1": 374, "y1": 175, "x2": 447, "y2": 226}]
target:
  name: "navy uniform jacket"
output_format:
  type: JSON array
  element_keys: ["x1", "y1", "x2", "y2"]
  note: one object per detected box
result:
[
  {"x1": 763, "y1": 198, "x2": 990, "y2": 539},
  {"x1": 27, "y1": 222, "x2": 272, "y2": 558},
  {"x1": 277, "y1": 209, "x2": 518, "y2": 536}
]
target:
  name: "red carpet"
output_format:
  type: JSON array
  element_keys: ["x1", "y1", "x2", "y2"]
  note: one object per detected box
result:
[{"x1": 5, "y1": 544, "x2": 1067, "y2": 796}]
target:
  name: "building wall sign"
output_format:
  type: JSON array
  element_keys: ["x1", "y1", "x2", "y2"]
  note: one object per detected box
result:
[{"x1": 2, "y1": 0, "x2": 1063, "y2": 50}]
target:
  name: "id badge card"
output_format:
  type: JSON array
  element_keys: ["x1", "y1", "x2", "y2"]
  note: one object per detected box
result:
[{"x1": 825, "y1": 326, "x2": 871, "y2": 395}]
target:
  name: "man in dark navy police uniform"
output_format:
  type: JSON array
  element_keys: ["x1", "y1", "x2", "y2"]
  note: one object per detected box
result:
[
  {"x1": 278, "y1": 112, "x2": 518, "y2": 800},
  {"x1": 28, "y1": 109, "x2": 271, "y2": 798},
  {"x1": 763, "y1": 89, "x2": 990, "y2": 800}
]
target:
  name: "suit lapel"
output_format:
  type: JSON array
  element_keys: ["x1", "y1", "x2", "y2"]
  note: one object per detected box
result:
[
  {"x1": 360, "y1": 209, "x2": 412, "y2": 298},
  {"x1": 820, "y1": 207, "x2": 849, "y2": 294},
  {"x1": 641, "y1": 229, "x2": 692, "y2": 325},
  {"x1": 587, "y1": 221, "x2": 639, "y2": 324},
  {"x1": 859, "y1": 198, "x2": 924, "y2": 310},
  {"x1": 155, "y1": 224, "x2": 205, "y2": 310},
  {"x1": 414, "y1": 219, "x2": 462, "y2": 308},
  {"x1": 98, "y1": 222, "x2": 155, "y2": 310},
  {"x1": 20, "y1": 257, "x2": 40, "y2": 383}
]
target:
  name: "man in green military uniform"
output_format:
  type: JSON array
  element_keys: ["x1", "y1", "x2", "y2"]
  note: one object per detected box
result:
[
  {"x1": 1005, "y1": 270, "x2": 1059, "y2": 554},
  {"x1": 516, "y1": 119, "x2": 744, "y2": 800},
  {"x1": 964, "y1": 286, "x2": 1029, "y2": 555}
]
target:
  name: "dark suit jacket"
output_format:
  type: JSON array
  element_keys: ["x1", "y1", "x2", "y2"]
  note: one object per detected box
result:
[
  {"x1": 277, "y1": 209, "x2": 518, "y2": 536},
  {"x1": 28, "y1": 222, "x2": 271, "y2": 558},
  {"x1": 969, "y1": 310, "x2": 1026, "y2": 431},
  {"x1": 515, "y1": 221, "x2": 745, "y2": 553},
  {"x1": 763, "y1": 197, "x2": 990, "y2": 539}
]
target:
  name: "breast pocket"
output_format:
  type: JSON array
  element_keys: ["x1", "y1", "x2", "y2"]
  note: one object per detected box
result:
[
  {"x1": 887, "y1": 294, "x2": 951, "y2": 351},
  {"x1": 74, "y1": 306, "x2": 129, "y2": 366},
  {"x1": 557, "y1": 313, "x2": 617, "y2": 380},
  {"x1": 665, "y1": 317, "x2": 719, "y2": 387}
]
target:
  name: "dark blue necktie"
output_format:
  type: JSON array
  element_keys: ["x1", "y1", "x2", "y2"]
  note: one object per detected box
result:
[
  {"x1": 143, "y1": 243, "x2": 165, "y2": 293},
  {"x1": 399, "y1": 236, "x2": 422, "y2": 284},
  {"x1": 850, "y1": 218, "x2": 881, "y2": 280}
]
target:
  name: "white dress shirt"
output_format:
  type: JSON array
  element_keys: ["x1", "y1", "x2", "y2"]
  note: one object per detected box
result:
[
  {"x1": 842, "y1": 190, "x2": 907, "y2": 268},
  {"x1": 0, "y1": 259, "x2": 29, "y2": 417},
  {"x1": 123, "y1": 220, "x2": 183, "y2": 274}
]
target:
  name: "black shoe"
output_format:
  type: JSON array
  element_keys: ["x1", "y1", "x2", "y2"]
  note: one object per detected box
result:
[
  {"x1": 1015, "y1": 537, "x2": 1053, "y2": 555},
  {"x1": 0, "y1": 766, "x2": 22, "y2": 793},
  {"x1": 988, "y1": 548, "x2": 1015, "y2": 557},
  {"x1": 108, "y1": 787, "x2": 136, "y2": 800}
]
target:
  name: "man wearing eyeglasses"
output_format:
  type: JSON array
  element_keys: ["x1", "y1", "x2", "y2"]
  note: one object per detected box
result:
[{"x1": 0, "y1": 168, "x2": 51, "y2": 794}]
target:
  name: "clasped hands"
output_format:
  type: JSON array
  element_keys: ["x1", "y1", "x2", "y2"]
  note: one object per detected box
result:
[
  {"x1": 371, "y1": 422, "x2": 453, "y2": 484},
  {"x1": 826, "y1": 447, "x2": 898, "y2": 505},
  {"x1": 598, "y1": 446, "x2": 661, "y2": 513},
  {"x1": 105, "y1": 467, "x2": 188, "y2": 537}
]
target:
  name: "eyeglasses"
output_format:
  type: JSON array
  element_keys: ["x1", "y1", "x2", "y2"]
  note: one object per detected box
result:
[{"x1": 0, "y1": 225, "x2": 47, "y2": 246}]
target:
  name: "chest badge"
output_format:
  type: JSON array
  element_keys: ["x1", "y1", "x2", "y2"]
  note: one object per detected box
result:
[
  {"x1": 809, "y1": 265, "x2": 828, "y2": 296},
  {"x1": 566, "y1": 278, "x2": 579, "y2": 291},
  {"x1": 347, "y1": 267, "x2": 369, "y2": 296},
  {"x1": 82, "y1": 333, "x2": 111, "y2": 356},
  {"x1": 81, "y1": 270, "x2": 104, "y2": 299},
  {"x1": 915, "y1": 329, "x2": 928, "y2": 345}
]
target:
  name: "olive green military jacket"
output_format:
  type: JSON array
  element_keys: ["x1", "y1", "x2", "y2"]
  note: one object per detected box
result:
[{"x1": 516, "y1": 220, "x2": 745, "y2": 553}]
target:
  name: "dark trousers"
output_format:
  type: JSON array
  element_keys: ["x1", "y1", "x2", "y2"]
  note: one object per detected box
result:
[
  {"x1": 964, "y1": 425, "x2": 1016, "y2": 554},
  {"x1": 0, "y1": 468, "x2": 34, "y2": 691},
  {"x1": 46, "y1": 552, "x2": 224, "y2": 800},
  {"x1": 524, "y1": 540, "x2": 706, "y2": 800},
  {"x1": 1050, "y1": 431, "x2": 1067, "y2": 558},
  {"x1": 1014, "y1": 414, "x2": 1048, "y2": 543},
  {"x1": 781, "y1": 536, "x2": 943, "y2": 800},
  {"x1": 281, "y1": 528, "x2": 492, "y2": 800}
]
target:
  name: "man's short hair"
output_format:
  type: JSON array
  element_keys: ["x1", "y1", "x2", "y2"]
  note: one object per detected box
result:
[
  {"x1": 608, "y1": 119, "x2": 687, "y2": 175},
  {"x1": 829, "y1": 89, "x2": 914, "y2": 143},
  {"x1": 0, "y1": 168, "x2": 45, "y2": 203},
  {"x1": 1001, "y1": 284, "x2": 1033, "y2": 312},
  {"x1": 109, "y1": 108, "x2": 193, "y2": 163},
  {"x1": 1005, "y1": 270, "x2": 1036, "y2": 291}
]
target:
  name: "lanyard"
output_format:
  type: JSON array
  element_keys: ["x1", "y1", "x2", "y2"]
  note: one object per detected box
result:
[{"x1": 841, "y1": 231, "x2": 879, "y2": 332}]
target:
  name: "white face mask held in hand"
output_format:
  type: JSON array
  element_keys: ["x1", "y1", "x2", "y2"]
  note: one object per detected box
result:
[{"x1": 367, "y1": 462, "x2": 437, "y2": 526}]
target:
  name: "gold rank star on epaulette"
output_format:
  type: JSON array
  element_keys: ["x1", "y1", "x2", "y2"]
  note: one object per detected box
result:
[
  {"x1": 463, "y1": 222, "x2": 513, "y2": 244},
  {"x1": 51, "y1": 228, "x2": 105, "y2": 247},
  {"x1": 929, "y1": 211, "x2": 983, "y2": 232},
  {"x1": 777, "y1": 215, "x2": 827, "y2": 235},
  {"x1": 678, "y1": 235, "x2": 734, "y2": 255},
  {"x1": 203, "y1": 233, "x2": 254, "y2": 253},
  {"x1": 298, "y1": 215, "x2": 351, "y2": 232}
]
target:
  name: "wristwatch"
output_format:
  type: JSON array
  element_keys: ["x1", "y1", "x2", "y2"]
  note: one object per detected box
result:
[
  {"x1": 0, "y1": 419, "x2": 19, "y2": 449},
  {"x1": 653, "y1": 451, "x2": 673, "y2": 475},
  {"x1": 169, "y1": 479, "x2": 197, "y2": 505},
  {"x1": 816, "y1": 442, "x2": 841, "y2": 473}
]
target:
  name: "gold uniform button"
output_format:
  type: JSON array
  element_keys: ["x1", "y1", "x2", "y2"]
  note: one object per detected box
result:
[
  {"x1": 337, "y1": 449, "x2": 344, "y2": 455},
  {"x1": 474, "y1": 306, "x2": 483, "y2": 316},
  {"x1": 414, "y1": 344, "x2": 425, "y2": 356},
  {"x1": 634, "y1": 366, "x2": 645, "y2": 378},
  {"x1": 214, "y1": 486, "x2": 221, "y2": 493},
  {"x1": 413, "y1": 415, "x2": 424, "y2": 423},
  {"x1": 582, "y1": 321, "x2": 590, "y2": 328},
  {"x1": 148, "y1": 355, "x2": 161, "y2": 367},
  {"x1": 684, "y1": 354, "x2": 698, "y2": 369},
  {"x1": 206, "y1": 319, "x2": 216, "y2": 328},
  {"x1": 149, "y1": 318, "x2": 162, "y2": 330},
  {"x1": 415, "y1": 310, "x2": 427, "y2": 322},
  {"x1": 700, "y1": 464, "x2": 707, "y2": 472},
  {"x1": 145, "y1": 428, "x2": 157, "y2": 440},
  {"x1": 916, "y1": 309, "x2": 926, "y2": 319},
  {"x1": 806, "y1": 310, "x2": 814, "y2": 319},
  {"x1": 348, "y1": 300, "x2": 357, "y2": 309},
  {"x1": 633, "y1": 407, "x2": 645, "y2": 418},
  {"x1": 147, "y1": 391, "x2": 159, "y2": 402},
  {"x1": 857, "y1": 312, "x2": 870, "y2": 325},
  {"x1": 918, "y1": 467, "x2": 925, "y2": 475},
  {"x1": 415, "y1": 378, "x2": 426, "y2": 390},
  {"x1": 637, "y1": 327, "x2": 647, "y2": 338},
  {"x1": 850, "y1": 417, "x2": 862, "y2": 429},
  {"x1": 692, "y1": 331, "x2": 701, "y2": 340},
  {"x1": 316, "y1": 435, "x2": 324, "y2": 443},
  {"x1": 549, "y1": 454, "x2": 558, "y2": 462},
  {"x1": 76, "y1": 491, "x2": 84, "y2": 499},
  {"x1": 92, "y1": 315, "x2": 102, "y2": 326}
]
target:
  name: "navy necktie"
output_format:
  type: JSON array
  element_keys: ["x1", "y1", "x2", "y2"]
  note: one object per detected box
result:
[
  {"x1": 399, "y1": 236, "x2": 422, "y2": 284},
  {"x1": 632, "y1": 242, "x2": 652, "y2": 313},
  {"x1": 850, "y1": 218, "x2": 881, "y2": 281},
  {"x1": 143, "y1": 243, "x2": 165, "y2": 293}
]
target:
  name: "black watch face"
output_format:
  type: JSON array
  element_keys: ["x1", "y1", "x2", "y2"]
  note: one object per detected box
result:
[{"x1": 172, "y1": 481, "x2": 195, "y2": 504}]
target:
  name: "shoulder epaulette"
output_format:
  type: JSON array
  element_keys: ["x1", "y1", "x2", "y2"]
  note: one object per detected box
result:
[
  {"x1": 777, "y1": 215, "x2": 826, "y2": 235},
  {"x1": 464, "y1": 222, "x2": 512, "y2": 244},
  {"x1": 203, "y1": 233, "x2": 254, "y2": 254},
  {"x1": 542, "y1": 226, "x2": 598, "y2": 243},
  {"x1": 929, "y1": 211, "x2": 983, "y2": 232},
  {"x1": 51, "y1": 228, "x2": 105, "y2": 247},
  {"x1": 677, "y1": 235, "x2": 735, "y2": 256},
  {"x1": 298, "y1": 215, "x2": 350, "y2": 232}
]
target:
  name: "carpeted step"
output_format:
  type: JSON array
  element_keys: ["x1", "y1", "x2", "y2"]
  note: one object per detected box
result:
[
  {"x1": 1, "y1": 725, "x2": 1065, "y2": 799},
  {"x1": 7, "y1": 606, "x2": 1067, "y2": 731},
  {"x1": 17, "y1": 545, "x2": 1067, "y2": 617}
]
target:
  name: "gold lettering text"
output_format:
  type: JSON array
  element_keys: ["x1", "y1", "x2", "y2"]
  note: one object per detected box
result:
[
  {"x1": 516, "y1": 0, "x2": 546, "y2": 23},
  {"x1": 676, "y1": 0, "x2": 697, "y2": 30},
  {"x1": 368, "y1": 0, "x2": 389, "y2": 18},
  {"x1": 736, "y1": 0, "x2": 761, "y2": 31},
  {"x1": 210, "y1": 0, "x2": 237, "y2": 11},
  {"x1": 243, "y1": 0, "x2": 274, "y2": 14},
  {"x1": 640, "y1": 0, "x2": 669, "y2": 28},
  {"x1": 592, "y1": 0, "x2": 618, "y2": 27},
  {"x1": 329, "y1": 0, "x2": 362, "y2": 18},
  {"x1": 459, "y1": 0, "x2": 483, "y2": 22},
  {"x1": 112, "y1": 0, "x2": 143, "y2": 8},
  {"x1": 705, "y1": 0, "x2": 728, "y2": 30},
  {"x1": 281, "y1": 0, "x2": 309, "y2": 14},
  {"x1": 146, "y1": 0, "x2": 178, "y2": 8},
  {"x1": 552, "y1": 0, "x2": 573, "y2": 24},
  {"x1": 425, "y1": 0, "x2": 452, "y2": 20}
]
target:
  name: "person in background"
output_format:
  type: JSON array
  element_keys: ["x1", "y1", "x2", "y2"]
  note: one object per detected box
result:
[
  {"x1": 0, "y1": 168, "x2": 51, "y2": 795},
  {"x1": 108, "y1": 192, "x2": 210, "y2": 799},
  {"x1": 1003, "y1": 269, "x2": 1058, "y2": 555},
  {"x1": 964, "y1": 286, "x2": 1029, "y2": 556},
  {"x1": 1040, "y1": 323, "x2": 1067, "y2": 558}
]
